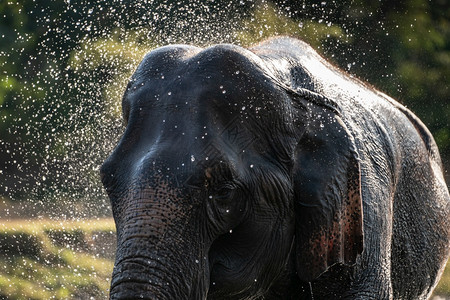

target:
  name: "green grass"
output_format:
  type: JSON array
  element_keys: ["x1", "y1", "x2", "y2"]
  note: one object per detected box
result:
[
  {"x1": 0, "y1": 219, "x2": 449, "y2": 299},
  {"x1": 0, "y1": 219, "x2": 115, "y2": 299},
  {"x1": 434, "y1": 258, "x2": 450, "y2": 298}
]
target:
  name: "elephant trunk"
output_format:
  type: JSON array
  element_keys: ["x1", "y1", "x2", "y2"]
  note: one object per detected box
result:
[
  {"x1": 108, "y1": 179, "x2": 210, "y2": 300},
  {"x1": 109, "y1": 229, "x2": 210, "y2": 299},
  {"x1": 110, "y1": 258, "x2": 181, "y2": 299},
  {"x1": 110, "y1": 254, "x2": 208, "y2": 299}
]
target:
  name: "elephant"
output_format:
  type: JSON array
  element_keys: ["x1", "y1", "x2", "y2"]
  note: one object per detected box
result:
[{"x1": 100, "y1": 37, "x2": 450, "y2": 299}]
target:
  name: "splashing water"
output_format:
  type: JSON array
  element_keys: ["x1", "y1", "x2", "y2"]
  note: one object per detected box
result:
[
  {"x1": 0, "y1": 0, "x2": 347, "y2": 218},
  {"x1": 0, "y1": 0, "x2": 251, "y2": 218}
]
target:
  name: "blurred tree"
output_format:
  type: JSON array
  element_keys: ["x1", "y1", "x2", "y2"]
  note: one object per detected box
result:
[{"x1": 235, "y1": 2, "x2": 344, "y2": 47}]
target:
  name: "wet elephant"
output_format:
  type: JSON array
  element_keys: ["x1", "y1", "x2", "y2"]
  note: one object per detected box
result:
[{"x1": 101, "y1": 37, "x2": 450, "y2": 299}]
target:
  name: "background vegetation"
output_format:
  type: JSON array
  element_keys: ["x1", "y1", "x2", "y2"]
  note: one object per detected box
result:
[
  {"x1": 0, "y1": 219, "x2": 115, "y2": 299},
  {"x1": 0, "y1": 0, "x2": 449, "y2": 298}
]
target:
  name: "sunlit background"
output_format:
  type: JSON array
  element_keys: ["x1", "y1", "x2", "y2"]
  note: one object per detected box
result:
[{"x1": 0, "y1": 0, "x2": 449, "y2": 298}]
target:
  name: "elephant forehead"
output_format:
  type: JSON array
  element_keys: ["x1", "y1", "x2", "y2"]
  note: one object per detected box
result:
[
  {"x1": 131, "y1": 43, "x2": 271, "y2": 89},
  {"x1": 119, "y1": 43, "x2": 291, "y2": 161},
  {"x1": 189, "y1": 44, "x2": 265, "y2": 73},
  {"x1": 125, "y1": 46, "x2": 286, "y2": 124}
]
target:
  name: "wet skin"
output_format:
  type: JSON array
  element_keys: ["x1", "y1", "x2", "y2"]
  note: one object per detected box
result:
[{"x1": 101, "y1": 37, "x2": 450, "y2": 299}]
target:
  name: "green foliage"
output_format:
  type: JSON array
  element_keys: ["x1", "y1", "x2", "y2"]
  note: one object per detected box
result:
[
  {"x1": 235, "y1": 2, "x2": 344, "y2": 48},
  {"x1": 383, "y1": 0, "x2": 450, "y2": 137}
]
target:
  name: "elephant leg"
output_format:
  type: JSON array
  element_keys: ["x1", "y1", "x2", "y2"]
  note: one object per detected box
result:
[
  {"x1": 309, "y1": 260, "x2": 393, "y2": 300},
  {"x1": 340, "y1": 269, "x2": 393, "y2": 300}
]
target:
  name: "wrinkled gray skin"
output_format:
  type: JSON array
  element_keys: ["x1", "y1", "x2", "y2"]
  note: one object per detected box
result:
[{"x1": 101, "y1": 37, "x2": 450, "y2": 299}]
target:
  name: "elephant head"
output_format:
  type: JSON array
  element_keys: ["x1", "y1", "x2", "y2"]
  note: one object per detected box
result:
[{"x1": 101, "y1": 43, "x2": 363, "y2": 299}]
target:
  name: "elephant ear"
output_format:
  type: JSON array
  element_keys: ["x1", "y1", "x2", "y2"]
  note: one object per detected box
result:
[{"x1": 292, "y1": 96, "x2": 363, "y2": 283}]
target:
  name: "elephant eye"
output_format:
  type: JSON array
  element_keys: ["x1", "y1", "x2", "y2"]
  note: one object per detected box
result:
[{"x1": 211, "y1": 183, "x2": 236, "y2": 201}]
